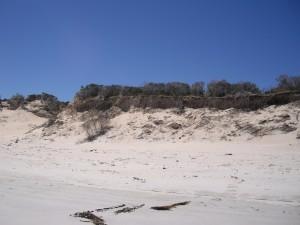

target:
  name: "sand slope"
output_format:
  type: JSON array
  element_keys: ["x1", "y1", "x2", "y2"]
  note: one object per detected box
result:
[
  {"x1": 9, "y1": 101, "x2": 297, "y2": 143},
  {"x1": 0, "y1": 103, "x2": 300, "y2": 225}
]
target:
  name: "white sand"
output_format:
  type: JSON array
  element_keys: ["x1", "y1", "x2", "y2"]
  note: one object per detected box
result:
[{"x1": 0, "y1": 105, "x2": 300, "y2": 225}]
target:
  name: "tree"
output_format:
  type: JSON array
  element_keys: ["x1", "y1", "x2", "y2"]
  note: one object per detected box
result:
[
  {"x1": 121, "y1": 86, "x2": 143, "y2": 96},
  {"x1": 207, "y1": 80, "x2": 231, "y2": 97},
  {"x1": 101, "y1": 85, "x2": 122, "y2": 98},
  {"x1": 165, "y1": 82, "x2": 190, "y2": 96},
  {"x1": 191, "y1": 82, "x2": 205, "y2": 96},
  {"x1": 231, "y1": 82, "x2": 261, "y2": 95},
  {"x1": 143, "y1": 83, "x2": 166, "y2": 95},
  {"x1": 275, "y1": 74, "x2": 300, "y2": 91},
  {"x1": 76, "y1": 84, "x2": 100, "y2": 99}
]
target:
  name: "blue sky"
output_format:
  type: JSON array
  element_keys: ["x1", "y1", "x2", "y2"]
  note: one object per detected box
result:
[{"x1": 0, "y1": 0, "x2": 299, "y2": 100}]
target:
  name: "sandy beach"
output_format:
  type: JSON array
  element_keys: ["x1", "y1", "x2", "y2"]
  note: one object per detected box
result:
[
  {"x1": 1, "y1": 1, "x2": 299, "y2": 224},
  {"x1": 1, "y1": 105, "x2": 300, "y2": 225}
]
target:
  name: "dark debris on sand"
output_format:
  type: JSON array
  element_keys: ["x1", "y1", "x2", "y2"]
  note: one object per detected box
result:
[
  {"x1": 151, "y1": 201, "x2": 190, "y2": 210},
  {"x1": 72, "y1": 211, "x2": 106, "y2": 225},
  {"x1": 114, "y1": 204, "x2": 145, "y2": 214},
  {"x1": 95, "y1": 204, "x2": 126, "y2": 212},
  {"x1": 71, "y1": 201, "x2": 190, "y2": 224}
]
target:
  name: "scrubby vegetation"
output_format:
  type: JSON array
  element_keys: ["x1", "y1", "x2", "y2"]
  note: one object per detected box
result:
[
  {"x1": 76, "y1": 75, "x2": 299, "y2": 100},
  {"x1": 75, "y1": 82, "x2": 203, "y2": 100},
  {"x1": 270, "y1": 75, "x2": 300, "y2": 93},
  {"x1": 74, "y1": 75, "x2": 300, "y2": 112},
  {"x1": 2, "y1": 92, "x2": 67, "y2": 118},
  {"x1": 82, "y1": 110, "x2": 111, "y2": 141},
  {"x1": 2, "y1": 75, "x2": 299, "y2": 113},
  {"x1": 207, "y1": 80, "x2": 261, "y2": 97},
  {"x1": 8, "y1": 94, "x2": 25, "y2": 110}
]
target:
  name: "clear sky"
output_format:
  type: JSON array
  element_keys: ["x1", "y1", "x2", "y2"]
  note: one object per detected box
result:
[{"x1": 0, "y1": 0, "x2": 299, "y2": 100}]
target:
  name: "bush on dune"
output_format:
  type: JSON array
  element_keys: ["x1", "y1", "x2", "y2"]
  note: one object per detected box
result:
[
  {"x1": 8, "y1": 94, "x2": 25, "y2": 110},
  {"x1": 82, "y1": 110, "x2": 111, "y2": 141}
]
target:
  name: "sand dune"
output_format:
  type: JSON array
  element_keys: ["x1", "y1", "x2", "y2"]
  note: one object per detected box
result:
[
  {"x1": 0, "y1": 103, "x2": 300, "y2": 225},
  {"x1": 33, "y1": 101, "x2": 300, "y2": 143}
]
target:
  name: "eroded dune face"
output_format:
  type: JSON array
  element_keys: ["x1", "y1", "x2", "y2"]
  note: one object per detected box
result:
[
  {"x1": 104, "y1": 104, "x2": 300, "y2": 142},
  {"x1": 0, "y1": 101, "x2": 300, "y2": 143},
  {"x1": 42, "y1": 101, "x2": 300, "y2": 143},
  {"x1": 0, "y1": 108, "x2": 47, "y2": 142}
]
